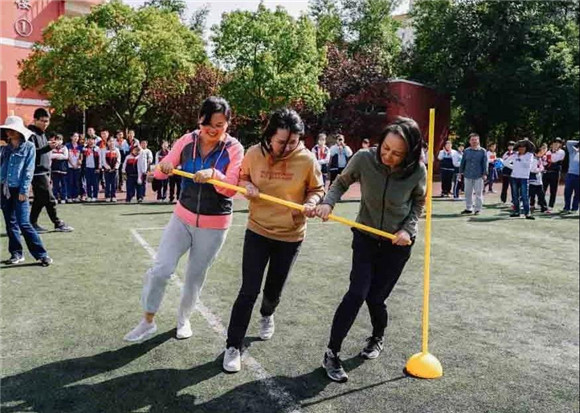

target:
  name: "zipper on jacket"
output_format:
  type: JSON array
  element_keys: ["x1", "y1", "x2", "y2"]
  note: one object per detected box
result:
[{"x1": 379, "y1": 174, "x2": 390, "y2": 233}]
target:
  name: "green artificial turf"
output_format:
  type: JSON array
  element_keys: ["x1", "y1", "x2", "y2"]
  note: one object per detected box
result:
[{"x1": 1, "y1": 194, "x2": 578, "y2": 412}]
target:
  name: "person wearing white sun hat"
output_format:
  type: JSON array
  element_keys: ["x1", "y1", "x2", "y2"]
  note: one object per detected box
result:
[{"x1": 0, "y1": 115, "x2": 52, "y2": 266}]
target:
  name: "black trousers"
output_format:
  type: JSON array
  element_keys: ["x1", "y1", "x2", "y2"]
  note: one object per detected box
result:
[
  {"x1": 169, "y1": 175, "x2": 181, "y2": 201},
  {"x1": 30, "y1": 174, "x2": 61, "y2": 226},
  {"x1": 501, "y1": 173, "x2": 512, "y2": 203},
  {"x1": 441, "y1": 169, "x2": 454, "y2": 195},
  {"x1": 329, "y1": 167, "x2": 345, "y2": 187},
  {"x1": 226, "y1": 229, "x2": 302, "y2": 349},
  {"x1": 328, "y1": 229, "x2": 412, "y2": 353},
  {"x1": 543, "y1": 172, "x2": 559, "y2": 208},
  {"x1": 529, "y1": 185, "x2": 548, "y2": 210}
]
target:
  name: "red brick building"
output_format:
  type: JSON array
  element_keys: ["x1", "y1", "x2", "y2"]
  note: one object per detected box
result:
[{"x1": 0, "y1": 0, "x2": 101, "y2": 124}]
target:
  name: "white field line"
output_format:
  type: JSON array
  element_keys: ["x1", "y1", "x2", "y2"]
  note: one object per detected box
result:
[{"x1": 130, "y1": 228, "x2": 301, "y2": 413}]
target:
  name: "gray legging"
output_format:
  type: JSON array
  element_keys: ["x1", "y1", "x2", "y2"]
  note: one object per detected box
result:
[{"x1": 141, "y1": 214, "x2": 228, "y2": 324}]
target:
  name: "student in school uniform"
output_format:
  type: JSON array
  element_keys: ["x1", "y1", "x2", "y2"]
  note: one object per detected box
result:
[
  {"x1": 542, "y1": 138, "x2": 566, "y2": 210},
  {"x1": 168, "y1": 140, "x2": 182, "y2": 203},
  {"x1": 500, "y1": 141, "x2": 516, "y2": 205},
  {"x1": 506, "y1": 139, "x2": 536, "y2": 220},
  {"x1": 452, "y1": 142, "x2": 464, "y2": 199},
  {"x1": 50, "y1": 134, "x2": 68, "y2": 204},
  {"x1": 437, "y1": 140, "x2": 456, "y2": 197},
  {"x1": 529, "y1": 149, "x2": 550, "y2": 214},
  {"x1": 123, "y1": 144, "x2": 148, "y2": 203},
  {"x1": 485, "y1": 142, "x2": 498, "y2": 193},
  {"x1": 312, "y1": 133, "x2": 330, "y2": 186},
  {"x1": 155, "y1": 140, "x2": 170, "y2": 202},
  {"x1": 82, "y1": 135, "x2": 101, "y2": 202},
  {"x1": 139, "y1": 140, "x2": 154, "y2": 200},
  {"x1": 101, "y1": 136, "x2": 121, "y2": 202},
  {"x1": 66, "y1": 132, "x2": 83, "y2": 203}
]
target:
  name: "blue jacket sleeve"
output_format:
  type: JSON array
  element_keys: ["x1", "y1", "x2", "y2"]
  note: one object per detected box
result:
[
  {"x1": 481, "y1": 150, "x2": 488, "y2": 176},
  {"x1": 20, "y1": 142, "x2": 36, "y2": 195}
]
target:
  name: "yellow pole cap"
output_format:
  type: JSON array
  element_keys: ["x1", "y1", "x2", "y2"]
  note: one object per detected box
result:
[{"x1": 405, "y1": 351, "x2": 443, "y2": 379}]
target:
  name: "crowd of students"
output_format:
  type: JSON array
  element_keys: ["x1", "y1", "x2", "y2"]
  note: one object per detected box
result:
[
  {"x1": 436, "y1": 134, "x2": 579, "y2": 218},
  {"x1": 46, "y1": 128, "x2": 184, "y2": 204}
]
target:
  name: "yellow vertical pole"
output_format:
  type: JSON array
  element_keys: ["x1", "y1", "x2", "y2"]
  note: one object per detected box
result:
[
  {"x1": 405, "y1": 108, "x2": 443, "y2": 379},
  {"x1": 421, "y1": 108, "x2": 435, "y2": 353}
]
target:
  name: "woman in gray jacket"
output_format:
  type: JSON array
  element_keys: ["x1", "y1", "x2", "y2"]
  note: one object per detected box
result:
[{"x1": 316, "y1": 117, "x2": 426, "y2": 383}]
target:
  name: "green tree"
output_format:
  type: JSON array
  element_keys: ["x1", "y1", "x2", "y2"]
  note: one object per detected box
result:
[
  {"x1": 143, "y1": 0, "x2": 187, "y2": 19},
  {"x1": 19, "y1": 0, "x2": 206, "y2": 129},
  {"x1": 342, "y1": 0, "x2": 402, "y2": 72},
  {"x1": 211, "y1": 3, "x2": 328, "y2": 142},
  {"x1": 189, "y1": 4, "x2": 210, "y2": 36},
  {"x1": 309, "y1": 0, "x2": 345, "y2": 48},
  {"x1": 407, "y1": 0, "x2": 579, "y2": 146}
]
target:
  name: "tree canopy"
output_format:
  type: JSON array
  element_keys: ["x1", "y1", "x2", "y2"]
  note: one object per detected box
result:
[
  {"x1": 407, "y1": 0, "x2": 579, "y2": 145},
  {"x1": 19, "y1": 0, "x2": 206, "y2": 129}
]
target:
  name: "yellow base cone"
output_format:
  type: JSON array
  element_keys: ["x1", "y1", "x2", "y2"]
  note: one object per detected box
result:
[{"x1": 405, "y1": 352, "x2": 443, "y2": 379}]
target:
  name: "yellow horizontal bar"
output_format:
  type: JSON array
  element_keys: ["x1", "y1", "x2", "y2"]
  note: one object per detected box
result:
[{"x1": 170, "y1": 168, "x2": 400, "y2": 242}]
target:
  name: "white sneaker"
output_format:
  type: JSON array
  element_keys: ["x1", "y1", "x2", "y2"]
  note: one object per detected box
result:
[
  {"x1": 112, "y1": 197, "x2": 117, "y2": 203},
  {"x1": 259, "y1": 315, "x2": 275, "y2": 340},
  {"x1": 223, "y1": 347, "x2": 241, "y2": 373},
  {"x1": 176, "y1": 319, "x2": 192, "y2": 339},
  {"x1": 123, "y1": 319, "x2": 157, "y2": 342}
]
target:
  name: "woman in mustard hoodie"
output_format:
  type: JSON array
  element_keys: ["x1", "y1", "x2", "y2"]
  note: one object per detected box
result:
[{"x1": 223, "y1": 108, "x2": 324, "y2": 373}]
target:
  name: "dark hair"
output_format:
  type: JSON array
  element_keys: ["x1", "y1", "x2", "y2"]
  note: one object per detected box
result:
[
  {"x1": 259, "y1": 108, "x2": 304, "y2": 154},
  {"x1": 33, "y1": 108, "x2": 50, "y2": 120},
  {"x1": 362, "y1": 138, "x2": 370, "y2": 144},
  {"x1": 457, "y1": 142, "x2": 465, "y2": 147},
  {"x1": 515, "y1": 139, "x2": 535, "y2": 153},
  {"x1": 100, "y1": 129, "x2": 109, "y2": 133},
  {"x1": 487, "y1": 142, "x2": 496, "y2": 148},
  {"x1": 468, "y1": 133, "x2": 479, "y2": 139},
  {"x1": 199, "y1": 96, "x2": 231, "y2": 126},
  {"x1": 115, "y1": 130, "x2": 123, "y2": 136},
  {"x1": 377, "y1": 117, "x2": 423, "y2": 177}
]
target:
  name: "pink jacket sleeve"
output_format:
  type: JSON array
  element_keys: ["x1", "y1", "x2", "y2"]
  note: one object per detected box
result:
[
  {"x1": 212, "y1": 139, "x2": 244, "y2": 198},
  {"x1": 153, "y1": 134, "x2": 191, "y2": 180}
]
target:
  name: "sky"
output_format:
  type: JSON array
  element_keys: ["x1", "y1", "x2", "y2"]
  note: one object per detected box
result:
[{"x1": 123, "y1": 0, "x2": 411, "y2": 32}]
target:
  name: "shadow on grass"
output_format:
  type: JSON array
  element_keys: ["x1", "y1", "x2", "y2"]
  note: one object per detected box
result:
[
  {"x1": 0, "y1": 262, "x2": 43, "y2": 269},
  {"x1": 430, "y1": 213, "x2": 463, "y2": 219},
  {"x1": 0, "y1": 342, "x2": 399, "y2": 413},
  {"x1": 468, "y1": 216, "x2": 511, "y2": 223}
]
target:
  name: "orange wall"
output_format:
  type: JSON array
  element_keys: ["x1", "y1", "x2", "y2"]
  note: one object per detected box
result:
[
  {"x1": 0, "y1": 0, "x2": 101, "y2": 123},
  {"x1": 1, "y1": 0, "x2": 63, "y2": 43}
]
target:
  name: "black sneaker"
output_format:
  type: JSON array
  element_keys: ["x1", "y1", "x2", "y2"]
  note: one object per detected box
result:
[
  {"x1": 38, "y1": 256, "x2": 53, "y2": 266},
  {"x1": 4, "y1": 255, "x2": 24, "y2": 265},
  {"x1": 32, "y1": 223, "x2": 48, "y2": 233},
  {"x1": 460, "y1": 209, "x2": 473, "y2": 215},
  {"x1": 510, "y1": 212, "x2": 520, "y2": 218},
  {"x1": 474, "y1": 210, "x2": 481, "y2": 216},
  {"x1": 360, "y1": 336, "x2": 384, "y2": 360},
  {"x1": 525, "y1": 215, "x2": 535, "y2": 220},
  {"x1": 323, "y1": 349, "x2": 348, "y2": 383},
  {"x1": 55, "y1": 222, "x2": 74, "y2": 232}
]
